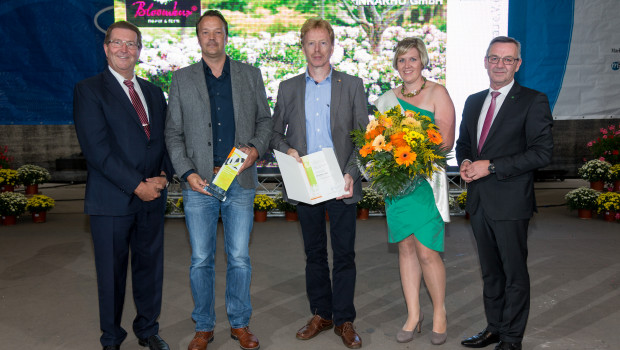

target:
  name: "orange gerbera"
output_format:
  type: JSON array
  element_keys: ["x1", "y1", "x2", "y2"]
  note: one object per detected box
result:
[
  {"x1": 372, "y1": 135, "x2": 387, "y2": 151},
  {"x1": 427, "y1": 129, "x2": 443, "y2": 145},
  {"x1": 359, "y1": 143, "x2": 373, "y2": 157},
  {"x1": 366, "y1": 125, "x2": 385, "y2": 140},
  {"x1": 381, "y1": 117, "x2": 393, "y2": 128},
  {"x1": 390, "y1": 132, "x2": 408, "y2": 148},
  {"x1": 394, "y1": 146, "x2": 417, "y2": 166}
]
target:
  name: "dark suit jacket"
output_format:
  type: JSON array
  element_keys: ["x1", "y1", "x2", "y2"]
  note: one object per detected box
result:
[
  {"x1": 165, "y1": 59, "x2": 273, "y2": 190},
  {"x1": 270, "y1": 70, "x2": 369, "y2": 204},
  {"x1": 455, "y1": 81, "x2": 553, "y2": 220},
  {"x1": 73, "y1": 68, "x2": 173, "y2": 216}
]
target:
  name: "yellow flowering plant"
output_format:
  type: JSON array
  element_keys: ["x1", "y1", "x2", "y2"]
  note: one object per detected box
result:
[
  {"x1": 596, "y1": 191, "x2": 620, "y2": 213},
  {"x1": 26, "y1": 195, "x2": 55, "y2": 212},
  {"x1": 0, "y1": 168, "x2": 19, "y2": 186},
  {"x1": 351, "y1": 105, "x2": 450, "y2": 198},
  {"x1": 456, "y1": 191, "x2": 467, "y2": 210},
  {"x1": 253, "y1": 194, "x2": 276, "y2": 211}
]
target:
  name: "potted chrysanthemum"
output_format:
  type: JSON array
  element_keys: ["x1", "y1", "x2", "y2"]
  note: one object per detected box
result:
[
  {"x1": 253, "y1": 194, "x2": 276, "y2": 222},
  {"x1": 26, "y1": 194, "x2": 55, "y2": 223},
  {"x1": 357, "y1": 187, "x2": 383, "y2": 220},
  {"x1": 609, "y1": 164, "x2": 620, "y2": 192},
  {"x1": 0, "y1": 168, "x2": 19, "y2": 192},
  {"x1": 275, "y1": 195, "x2": 298, "y2": 221},
  {"x1": 578, "y1": 160, "x2": 612, "y2": 191},
  {"x1": 596, "y1": 191, "x2": 620, "y2": 222},
  {"x1": 456, "y1": 191, "x2": 468, "y2": 218},
  {"x1": 0, "y1": 191, "x2": 28, "y2": 225},
  {"x1": 17, "y1": 165, "x2": 51, "y2": 194},
  {"x1": 565, "y1": 187, "x2": 600, "y2": 219}
]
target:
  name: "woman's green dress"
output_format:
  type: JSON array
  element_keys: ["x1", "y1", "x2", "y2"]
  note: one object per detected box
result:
[{"x1": 385, "y1": 99, "x2": 445, "y2": 252}]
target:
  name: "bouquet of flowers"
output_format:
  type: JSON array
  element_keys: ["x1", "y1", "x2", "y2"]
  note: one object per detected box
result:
[
  {"x1": 564, "y1": 187, "x2": 600, "y2": 210},
  {"x1": 253, "y1": 194, "x2": 276, "y2": 211},
  {"x1": 351, "y1": 105, "x2": 450, "y2": 198},
  {"x1": 577, "y1": 159, "x2": 612, "y2": 182},
  {"x1": 26, "y1": 195, "x2": 55, "y2": 213},
  {"x1": 587, "y1": 124, "x2": 620, "y2": 164},
  {"x1": 17, "y1": 164, "x2": 51, "y2": 185},
  {"x1": 0, "y1": 192, "x2": 28, "y2": 216}
]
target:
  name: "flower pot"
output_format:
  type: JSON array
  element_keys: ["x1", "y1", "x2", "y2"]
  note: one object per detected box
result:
[
  {"x1": 254, "y1": 210, "x2": 267, "y2": 222},
  {"x1": 2, "y1": 215, "x2": 17, "y2": 225},
  {"x1": 577, "y1": 208, "x2": 593, "y2": 219},
  {"x1": 614, "y1": 180, "x2": 620, "y2": 192},
  {"x1": 32, "y1": 211, "x2": 46, "y2": 223},
  {"x1": 1, "y1": 184, "x2": 14, "y2": 192},
  {"x1": 603, "y1": 210, "x2": 617, "y2": 222},
  {"x1": 357, "y1": 208, "x2": 370, "y2": 220},
  {"x1": 25, "y1": 184, "x2": 39, "y2": 195},
  {"x1": 590, "y1": 181, "x2": 605, "y2": 191},
  {"x1": 284, "y1": 211, "x2": 298, "y2": 221}
]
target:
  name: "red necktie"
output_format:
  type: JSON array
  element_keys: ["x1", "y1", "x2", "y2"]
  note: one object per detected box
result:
[
  {"x1": 478, "y1": 91, "x2": 500, "y2": 154},
  {"x1": 123, "y1": 80, "x2": 150, "y2": 139}
]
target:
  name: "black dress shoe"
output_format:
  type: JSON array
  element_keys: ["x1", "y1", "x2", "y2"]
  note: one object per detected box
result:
[
  {"x1": 494, "y1": 341, "x2": 522, "y2": 350},
  {"x1": 461, "y1": 329, "x2": 500, "y2": 348},
  {"x1": 138, "y1": 334, "x2": 170, "y2": 350},
  {"x1": 103, "y1": 346, "x2": 120, "y2": 350}
]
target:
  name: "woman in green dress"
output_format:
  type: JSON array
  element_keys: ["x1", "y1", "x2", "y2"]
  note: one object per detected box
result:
[{"x1": 374, "y1": 37, "x2": 455, "y2": 345}]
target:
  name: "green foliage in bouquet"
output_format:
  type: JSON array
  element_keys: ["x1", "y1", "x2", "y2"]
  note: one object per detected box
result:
[
  {"x1": 357, "y1": 187, "x2": 384, "y2": 210},
  {"x1": 0, "y1": 168, "x2": 19, "y2": 186},
  {"x1": 26, "y1": 195, "x2": 55, "y2": 212},
  {"x1": 564, "y1": 187, "x2": 599, "y2": 211},
  {"x1": 0, "y1": 192, "x2": 28, "y2": 216},
  {"x1": 351, "y1": 105, "x2": 450, "y2": 198},
  {"x1": 254, "y1": 194, "x2": 276, "y2": 211},
  {"x1": 578, "y1": 159, "x2": 611, "y2": 182},
  {"x1": 17, "y1": 165, "x2": 51, "y2": 185}
]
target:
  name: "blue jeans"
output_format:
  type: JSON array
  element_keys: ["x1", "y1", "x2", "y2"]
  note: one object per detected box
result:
[{"x1": 183, "y1": 178, "x2": 255, "y2": 331}]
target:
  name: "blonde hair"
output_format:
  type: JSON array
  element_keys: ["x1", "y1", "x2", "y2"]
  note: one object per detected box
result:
[
  {"x1": 300, "y1": 17, "x2": 335, "y2": 45},
  {"x1": 392, "y1": 37, "x2": 429, "y2": 70}
]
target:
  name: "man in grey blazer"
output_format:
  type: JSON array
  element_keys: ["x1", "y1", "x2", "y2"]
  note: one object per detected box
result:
[
  {"x1": 165, "y1": 10, "x2": 272, "y2": 350},
  {"x1": 270, "y1": 18, "x2": 369, "y2": 349}
]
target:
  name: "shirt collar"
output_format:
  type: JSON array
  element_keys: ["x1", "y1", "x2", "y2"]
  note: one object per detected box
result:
[
  {"x1": 108, "y1": 66, "x2": 136, "y2": 85},
  {"x1": 490, "y1": 79, "x2": 515, "y2": 96},
  {"x1": 305, "y1": 67, "x2": 333, "y2": 84},
  {"x1": 202, "y1": 56, "x2": 230, "y2": 78}
]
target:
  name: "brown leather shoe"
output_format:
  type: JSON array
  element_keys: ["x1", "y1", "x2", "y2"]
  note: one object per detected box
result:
[
  {"x1": 230, "y1": 327, "x2": 259, "y2": 350},
  {"x1": 334, "y1": 322, "x2": 362, "y2": 349},
  {"x1": 188, "y1": 331, "x2": 214, "y2": 350},
  {"x1": 296, "y1": 315, "x2": 334, "y2": 340}
]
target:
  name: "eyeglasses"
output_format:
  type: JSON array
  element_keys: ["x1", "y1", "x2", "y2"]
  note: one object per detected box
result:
[
  {"x1": 487, "y1": 55, "x2": 520, "y2": 65},
  {"x1": 107, "y1": 40, "x2": 140, "y2": 50}
]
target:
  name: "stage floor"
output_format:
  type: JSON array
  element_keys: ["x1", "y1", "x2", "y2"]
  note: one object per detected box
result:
[{"x1": 1, "y1": 180, "x2": 618, "y2": 350}]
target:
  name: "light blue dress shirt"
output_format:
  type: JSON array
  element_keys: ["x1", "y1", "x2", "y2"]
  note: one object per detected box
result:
[{"x1": 305, "y1": 69, "x2": 334, "y2": 154}]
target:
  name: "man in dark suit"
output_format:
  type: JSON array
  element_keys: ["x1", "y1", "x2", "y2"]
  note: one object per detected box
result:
[
  {"x1": 270, "y1": 18, "x2": 368, "y2": 349},
  {"x1": 165, "y1": 10, "x2": 272, "y2": 350},
  {"x1": 73, "y1": 21, "x2": 172, "y2": 350},
  {"x1": 455, "y1": 36, "x2": 553, "y2": 350}
]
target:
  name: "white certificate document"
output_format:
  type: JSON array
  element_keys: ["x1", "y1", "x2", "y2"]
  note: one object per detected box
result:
[{"x1": 274, "y1": 148, "x2": 348, "y2": 205}]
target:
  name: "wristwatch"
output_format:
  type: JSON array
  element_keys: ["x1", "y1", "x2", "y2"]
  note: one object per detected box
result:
[{"x1": 488, "y1": 161, "x2": 496, "y2": 174}]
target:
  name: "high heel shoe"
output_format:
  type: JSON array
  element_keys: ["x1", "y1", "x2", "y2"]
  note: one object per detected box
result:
[
  {"x1": 396, "y1": 313, "x2": 423, "y2": 343},
  {"x1": 430, "y1": 330, "x2": 447, "y2": 345},
  {"x1": 430, "y1": 313, "x2": 447, "y2": 345}
]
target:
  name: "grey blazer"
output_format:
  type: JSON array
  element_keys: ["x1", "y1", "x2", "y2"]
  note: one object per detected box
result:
[
  {"x1": 165, "y1": 59, "x2": 273, "y2": 189},
  {"x1": 270, "y1": 70, "x2": 369, "y2": 204}
]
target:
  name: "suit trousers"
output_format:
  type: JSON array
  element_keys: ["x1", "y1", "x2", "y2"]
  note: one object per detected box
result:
[
  {"x1": 297, "y1": 199, "x2": 357, "y2": 326},
  {"x1": 470, "y1": 209, "x2": 530, "y2": 343},
  {"x1": 90, "y1": 203, "x2": 165, "y2": 346}
]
